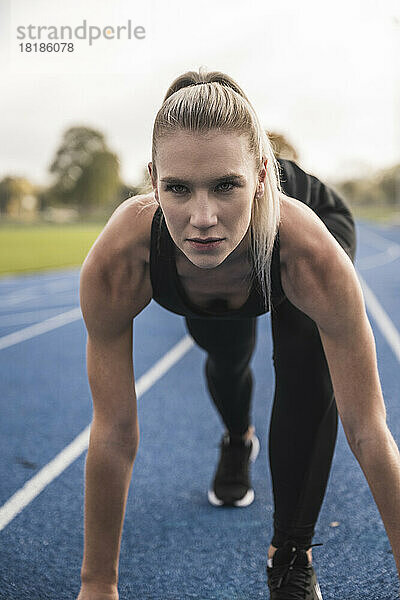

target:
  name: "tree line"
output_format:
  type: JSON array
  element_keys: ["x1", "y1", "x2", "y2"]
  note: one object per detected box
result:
[{"x1": 0, "y1": 126, "x2": 398, "y2": 222}]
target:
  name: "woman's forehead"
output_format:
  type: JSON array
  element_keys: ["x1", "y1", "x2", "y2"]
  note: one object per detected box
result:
[
  {"x1": 156, "y1": 130, "x2": 254, "y2": 174},
  {"x1": 158, "y1": 129, "x2": 247, "y2": 147}
]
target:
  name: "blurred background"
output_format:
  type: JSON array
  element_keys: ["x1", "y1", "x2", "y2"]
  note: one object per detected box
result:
[{"x1": 0, "y1": 0, "x2": 399, "y2": 276}]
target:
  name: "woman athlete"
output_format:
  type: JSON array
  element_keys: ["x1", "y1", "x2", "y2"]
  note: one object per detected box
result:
[{"x1": 76, "y1": 69, "x2": 400, "y2": 599}]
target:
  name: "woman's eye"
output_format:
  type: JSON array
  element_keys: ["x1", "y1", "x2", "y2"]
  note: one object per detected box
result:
[
  {"x1": 166, "y1": 184, "x2": 187, "y2": 194},
  {"x1": 217, "y1": 182, "x2": 235, "y2": 192},
  {"x1": 165, "y1": 182, "x2": 236, "y2": 194}
]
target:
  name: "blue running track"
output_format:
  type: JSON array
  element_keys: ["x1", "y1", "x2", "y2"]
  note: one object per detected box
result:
[{"x1": 0, "y1": 219, "x2": 399, "y2": 599}]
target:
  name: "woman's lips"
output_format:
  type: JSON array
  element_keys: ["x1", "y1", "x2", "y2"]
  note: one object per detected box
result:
[{"x1": 188, "y1": 239, "x2": 225, "y2": 251}]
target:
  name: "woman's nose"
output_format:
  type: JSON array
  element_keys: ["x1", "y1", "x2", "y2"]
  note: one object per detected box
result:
[{"x1": 189, "y1": 199, "x2": 218, "y2": 229}]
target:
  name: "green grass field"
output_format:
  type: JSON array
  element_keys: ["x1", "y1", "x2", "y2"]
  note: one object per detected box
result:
[
  {"x1": 0, "y1": 223, "x2": 104, "y2": 276},
  {"x1": 349, "y1": 204, "x2": 400, "y2": 224},
  {"x1": 0, "y1": 205, "x2": 399, "y2": 278}
]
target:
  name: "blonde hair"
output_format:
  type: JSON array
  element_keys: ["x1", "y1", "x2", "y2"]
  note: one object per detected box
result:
[{"x1": 151, "y1": 67, "x2": 283, "y2": 312}]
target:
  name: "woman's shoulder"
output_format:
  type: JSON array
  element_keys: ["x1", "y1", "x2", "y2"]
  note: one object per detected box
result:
[
  {"x1": 109, "y1": 192, "x2": 158, "y2": 249},
  {"x1": 80, "y1": 194, "x2": 158, "y2": 318},
  {"x1": 278, "y1": 194, "x2": 351, "y2": 311},
  {"x1": 85, "y1": 193, "x2": 158, "y2": 268},
  {"x1": 279, "y1": 193, "x2": 327, "y2": 259}
]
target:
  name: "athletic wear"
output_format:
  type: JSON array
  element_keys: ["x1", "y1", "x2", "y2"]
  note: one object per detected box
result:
[
  {"x1": 266, "y1": 540, "x2": 324, "y2": 599},
  {"x1": 149, "y1": 158, "x2": 357, "y2": 550},
  {"x1": 149, "y1": 158, "x2": 355, "y2": 320},
  {"x1": 208, "y1": 430, "x2": 260, "y2": 507},
  {"x1": 150, "y1": 204, "x2": 284, "y2": 319}
]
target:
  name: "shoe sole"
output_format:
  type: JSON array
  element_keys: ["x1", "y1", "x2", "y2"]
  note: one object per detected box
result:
[
  {"x1": 208, "y1": 433, "x2": 260, "y2": 507},
  {"x1": 208, "y1": 487, "x2": 255, "y2": 507},
  {"x1": 249, "y1": 433, "x2": 260, "y2": 463},
  {"x1": 267, "y1": 560, "x2": 324, "y2": 599}
]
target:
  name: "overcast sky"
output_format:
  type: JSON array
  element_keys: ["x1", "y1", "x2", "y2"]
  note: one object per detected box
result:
[{"x1": 0, "y1": 0, "x2": 399, "y2": 188}]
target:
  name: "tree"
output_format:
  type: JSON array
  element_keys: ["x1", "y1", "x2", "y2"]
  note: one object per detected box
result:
[
  {"x1": 0, "y1": 176, "x2": 37, "y2": 218},
  {"x1": 379, "y1": 164, "x2": 400, "y2": 206},
  {"x1": 73, "y1": 150, "x2": 120, "y2": 215},
  {"x1": 337, "y1": 163, "x2": 400, "y2": 208},
  {"x1": 48, "y1": 126, "x2": 121, "y2": 214}
]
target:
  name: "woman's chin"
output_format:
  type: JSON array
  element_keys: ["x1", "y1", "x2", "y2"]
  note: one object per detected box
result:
[{"x1": 186, "y1": 252, "x2": 227, "y2": 270}]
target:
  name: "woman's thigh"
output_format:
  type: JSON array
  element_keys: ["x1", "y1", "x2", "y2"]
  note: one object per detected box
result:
[
  {"x1": 270, "y1": 298, "x2": 333, "y2": 404},
  {"x1": 184, "y1": 316, "x2": 257, "y2": 365},
  {"x1": 269, "y1": 200, "x2": 355, "y2": 427}
]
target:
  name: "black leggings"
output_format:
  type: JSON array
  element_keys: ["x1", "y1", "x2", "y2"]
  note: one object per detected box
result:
[{"x1": 184, "y1": 220, "x2": 356, "y2": 550}]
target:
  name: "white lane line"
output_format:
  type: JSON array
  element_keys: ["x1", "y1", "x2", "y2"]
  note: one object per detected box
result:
[
  {"x1": 0, "y1": 269, "x2": 78, "y2": 286},
  {"x1": 358, "y1": 225, "x2": 400, "y2": 252},
  {"x1": 358, "y1": 273, "x2": 400, "y2": 364},
  {"x1": 0, "y1": 297, "x2": 80, "y2": 315},
  {"x1": 0, "y1": 290, "x2": 42, "y2": 307},
  {"x1": 0, "y1": 308, "x2": 82, "y2": 351},
  {"x1": 0, "y1": 277, "x2": 78, "y2": 307},
  {"x1": 135, "y1": 335, "x2": 194, "y2": 397},
  {"x1": 0, "y1": 428, "x2": 91, "y2": 532},
  {"x1": 0, "y1": 307, "x2": 78, "y2": 328},
  {"x1": 356, "y1": 225, "x2": 400, "y2": 271},
  {"x1": 0, "y1": 334, "x2": 194, "y2": 532},
  {"x1": 357, "y1": 245, "x2": 400, "y2": 271}
]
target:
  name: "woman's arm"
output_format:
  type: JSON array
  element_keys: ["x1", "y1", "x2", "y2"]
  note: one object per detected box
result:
[
  {"x1": 314, "y1": 266, "x2": 400, "y2": 579},
  {"x1": 78, "y1": 326, "x2": 139, "y2": 598},
  {"x1": 281, "y1": 200, "x2": 400, "y2": 580},
  {"x1": 77, "y1": 201, "x2": 153, "y2": 599}
]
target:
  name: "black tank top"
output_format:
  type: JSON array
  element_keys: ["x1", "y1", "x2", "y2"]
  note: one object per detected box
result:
[
  {"x1": 149, "y1": 157, "x2": 353, "y2": 319},
  {"x1": 149, "y1": 204, "x2": 284, "y2": 319}
]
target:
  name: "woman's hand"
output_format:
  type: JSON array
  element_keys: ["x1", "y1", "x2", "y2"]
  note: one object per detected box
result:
[
  {"x1": 76, "y1": 583, "x2": 119, "y2": 600},
  {"x1": 76, "y1": 594, "x2": 118, "y2": 600},
  {"x1": 76, "y1": 592, "x2": 118, "y2": 600}
]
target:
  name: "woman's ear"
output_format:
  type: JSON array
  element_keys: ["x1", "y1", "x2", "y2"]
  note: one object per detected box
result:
[
  {"x1": 147, "y1": 162, "x2": 155, "y2": 184},
  {"x1": 148, "y1": 162, "x2": 160, "y2": 203},
  {"x1": 254, "y1": 158, "x2": 268, "y2": 199},
  {"x1": 259, "y1": 157, "x2": 268, "y2": 184},
  {"x1": 255, "y1": 182, "x2": 265, "y2": 199}
]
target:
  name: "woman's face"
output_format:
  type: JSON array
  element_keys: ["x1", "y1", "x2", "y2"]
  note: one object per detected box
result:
[{"x1": 149, "y1": 130, "x2": 264, "y2": 270}]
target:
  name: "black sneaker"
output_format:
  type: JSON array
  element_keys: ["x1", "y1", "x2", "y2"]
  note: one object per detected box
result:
[
  {"x1": 266, "y1": 540, "x2": 324, "y2": 599},
  {"x1": 207, "y1": 429, "x2": 260, "y2": 507}
]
